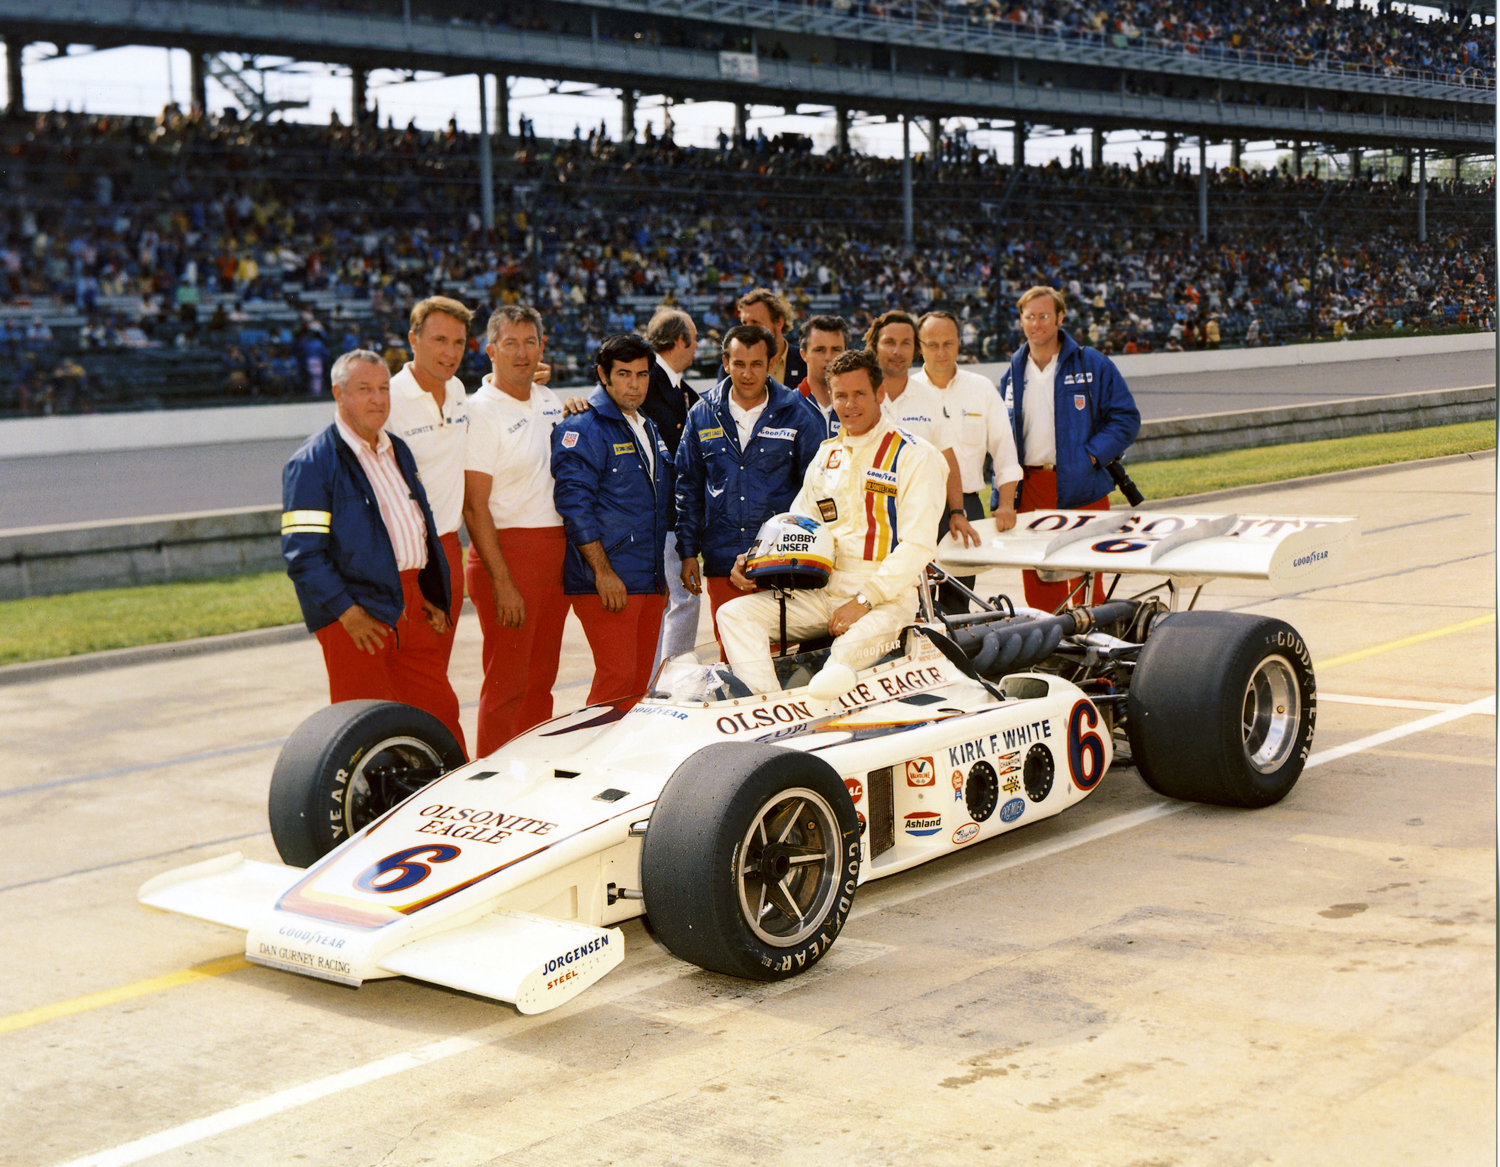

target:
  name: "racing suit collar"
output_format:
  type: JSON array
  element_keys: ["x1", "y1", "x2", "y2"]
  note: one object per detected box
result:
[{"x1": 838, "y1": 413, "x2": 893, "y2": 452}]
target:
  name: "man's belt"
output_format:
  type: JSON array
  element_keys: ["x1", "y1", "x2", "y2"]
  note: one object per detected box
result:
[{"x1": 1024, "y1": 464, "x2": 1056, "y2": 472}]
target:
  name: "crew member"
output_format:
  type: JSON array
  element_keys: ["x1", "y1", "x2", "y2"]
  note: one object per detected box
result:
[
  {"x1": 717, "y1": 348, "x2": 945, "y2": 694},
  {"x1": 675, "y1": 324, "x2": 822, "y2": 637},
  {"x1": 384, "y1": 296, "x2": 472, "y2": 644},
  {"x1": 642, "y1": 307, "x2": 702, "y2": 666},
  {"x1": 996, "y1": 287, "x2": 1141, "y2": 610},
  {"x1": 736, "y1": 287, "x2": 807, "y2": 389},
  {"x1": 910, "y1": 309, "x2": 1023, "y2": 606},
  {"x1": 552, "y1": 333, "x2": 675, "y2": 707},
  {"x1": 282, "y1": 350, "x2": 465, "y2": 753},
  {"x1": 795, "y1": 314, "x2": 849, "y2": 438},
  {"x1": 462, "y1": 304, "x2": 568, "y2": 755}
]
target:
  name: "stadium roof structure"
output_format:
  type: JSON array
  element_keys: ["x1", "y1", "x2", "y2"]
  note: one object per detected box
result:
[{"x1": 3, "y1": 0, "x2": 1493, "y2": 151}]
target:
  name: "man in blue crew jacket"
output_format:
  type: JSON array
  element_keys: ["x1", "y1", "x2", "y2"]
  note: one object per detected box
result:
[
  {"x1": 674, "y1": 323, "x2": 823, "y2": 643},
  {"x1": 996, "y1": 286, "x2": 1141, "y2": 611},
  {"x1": 281, "y1": 348, "x2": 465, "y2": 754},
  {"x1": 551, "y1": 332, "x2": 675, "y2": 708}
]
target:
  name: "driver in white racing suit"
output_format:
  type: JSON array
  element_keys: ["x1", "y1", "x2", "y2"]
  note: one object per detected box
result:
[{"x1": 717, "y1": 348, "x2": 945, "y2": 693}]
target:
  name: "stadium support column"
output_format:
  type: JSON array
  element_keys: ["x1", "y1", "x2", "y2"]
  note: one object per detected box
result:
[
  {"x1": 1090, "y1": 128, "x2": 1104, "y2": 170},
  {"x1": 1163, "y1": 132, "x2": 1176, "y2": 170},
  {"x1": 496, "y1": 76, "x2": 509, "y2": 143},
  {"x1": 1292, "y1": 140, "x2": 1303, "y2": 175},
  {"x1": 1230, "y1": 139, "x2": 1242, "y2": 169},
  {"x1": 835, "y1": 107, "x2": 849, "y2": 154},
  {"x1": 901, "y1": 116, "x2": 914, "y2": 249},
  {"x1": 478, "y1": 75, "x2": 494, "y2": 231},
  {"x1": 1349, "y1": 147, "x2": 1361, "y2": 179},
  {"x1": 734, "y1": 102, "x2": 747, "y2": 144},
  {"x1": 352, "y1": 66, "x2": 368, "y2": 127},
  {"x1": 1417, "y1": 148, "x2": 1427, "y2": 242},
  {"x1": 190, "y1": 53, "x2": 207, "y2": 117},
  {"x1": 1012, "y1": 121, "x2": 1026, "y2": 168},
  {"x1": 5, "y1": 37, "x2": 24, "y2": 119},
  {"x1": 621, "y1": 89, "x2": 636, "y2": 146},
  {"x1": 1198, "y1": 139, "x2": 1208, "y2": 240}
]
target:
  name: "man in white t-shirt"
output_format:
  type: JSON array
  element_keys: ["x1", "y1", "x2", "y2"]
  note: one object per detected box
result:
[
  {"x1": 461, "y1": 304, "x2": 568, "y2": 755},
  {"x1": 384, "y1": 295, "x2": 473, "y2": 681}
]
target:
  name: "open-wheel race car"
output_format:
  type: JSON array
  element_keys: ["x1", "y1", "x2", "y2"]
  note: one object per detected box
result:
[{"x1": 139, "y1": 506, "x2": 1356, "y2": 1014}]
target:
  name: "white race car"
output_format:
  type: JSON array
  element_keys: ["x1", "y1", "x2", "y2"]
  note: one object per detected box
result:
[{"x1": 140, "y1": 507, "x2": 1355, "y2": 1014}]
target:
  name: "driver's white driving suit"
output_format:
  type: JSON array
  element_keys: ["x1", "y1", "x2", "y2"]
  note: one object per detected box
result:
[{"x1": 717, "y1": 415, "x2": 945, "y2": 692}]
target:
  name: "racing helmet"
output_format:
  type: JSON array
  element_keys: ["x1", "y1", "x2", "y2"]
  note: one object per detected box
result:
[{"x1": 743, "y1": 513, "x2": 835, "y2": 591}]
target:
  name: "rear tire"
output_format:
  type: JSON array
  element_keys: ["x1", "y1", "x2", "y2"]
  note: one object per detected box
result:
[
  {"x1": 1126, "y1": 612, "x2": 1315, "y2": 808},
  {"x1": 268, "y1": 701, "x2": 464, "y2": 867},
  {"x1": 641, "y1": 744, "x2": 860, "y2": 981}
]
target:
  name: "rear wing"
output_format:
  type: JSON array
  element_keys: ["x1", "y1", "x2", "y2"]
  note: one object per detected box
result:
[{"x1": 936, "y1": 509, "x2": 1358, "y2": 592}]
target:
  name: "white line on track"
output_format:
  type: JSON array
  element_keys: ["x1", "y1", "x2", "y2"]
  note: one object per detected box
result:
[
  {"x1": 52, "y1": 694, "x2": 1498, "y2": 1167},
  {"x1": 1319, "y1": 692, "x2": 1497, "y2": 714}
]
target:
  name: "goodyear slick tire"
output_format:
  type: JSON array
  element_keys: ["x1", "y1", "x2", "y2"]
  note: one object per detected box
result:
[
  {"x1": 1126, "y1": 611, "x2": 1315, "y2": 808},
  {"x1": 268, "y1": 700, "x2": 464, "y2": 868},
  {"x1": 641, "y1": 743, "x2": 860, "y2": 981}
]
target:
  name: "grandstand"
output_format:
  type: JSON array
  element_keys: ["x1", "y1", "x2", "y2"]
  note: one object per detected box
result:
[{"x1": 0, "y1": 0, "x2": 1493, "y2": 415}]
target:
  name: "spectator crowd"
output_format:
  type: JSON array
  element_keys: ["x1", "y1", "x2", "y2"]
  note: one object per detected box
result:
[{"x1": 0, "y1": 99, "x2": 1492, "y2": 415}]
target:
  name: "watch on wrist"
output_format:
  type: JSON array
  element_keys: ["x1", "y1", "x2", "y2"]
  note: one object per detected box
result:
[
  {"x1": 855, "y1": 592, "x2": 872, "y2": 610},
  {"x1": 949, "y1": 508, "x2": 966, "y2": 517}
]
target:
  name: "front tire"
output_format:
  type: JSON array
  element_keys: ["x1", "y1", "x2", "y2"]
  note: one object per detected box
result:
[
  {"x1": 641, "y1": 744, "x2": 860, "y2": 981},
  {"x1": 1126, "y1": 612, "x2": 1316, "y2": 808},
  {"x1": 268, "y1": 700, "x2": 465, "y2": 868}
]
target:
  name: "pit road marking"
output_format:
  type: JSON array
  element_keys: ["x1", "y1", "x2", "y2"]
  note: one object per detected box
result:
[
  {"x1": 43, "y1": 695, "x2": 1497, "y2": 1167},
  {"x1": 1317, "y1": 613, "x2": 1496, "y2": 670}
]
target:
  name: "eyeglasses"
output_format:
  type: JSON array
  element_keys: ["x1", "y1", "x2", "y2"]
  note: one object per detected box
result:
[{"x1": 1021, "y1": 312, "x2": 1055, "y2": 324}]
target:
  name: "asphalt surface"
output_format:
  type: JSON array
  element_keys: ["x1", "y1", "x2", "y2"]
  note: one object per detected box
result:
[
  {"x1": 2, "y1": 347, "x2": 1493, "y2": 531},
  {"x1": 1, "y1": 457, "x2": 1493, "y2": 1167}
]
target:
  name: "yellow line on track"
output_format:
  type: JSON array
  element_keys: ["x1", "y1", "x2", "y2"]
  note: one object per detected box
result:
[
  {"x1": 1318, "y1": 613, "x2": 1496, "y2": 670},
  {"x1": 0, "y1": 955, "x2": 247, "y2": 1037}
]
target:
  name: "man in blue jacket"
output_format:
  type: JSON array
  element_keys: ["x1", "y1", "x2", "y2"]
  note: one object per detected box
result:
[
  {"x1": 675, "y1": 324, "x2": 823, "y2": 641},
  {"x1": 996, "y1": 286, "x2": 1141, "y2": 611},
  {"x1": 281, "y1": 349, "x2": 464, "y2": 753},
  {"x1": 552, "y1": 333, "x2": 675, "y2": 708}
]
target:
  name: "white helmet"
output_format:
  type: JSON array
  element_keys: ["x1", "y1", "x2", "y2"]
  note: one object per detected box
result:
[{"x1": 744, "y1": 513, "x2": 835, "y2": 591}]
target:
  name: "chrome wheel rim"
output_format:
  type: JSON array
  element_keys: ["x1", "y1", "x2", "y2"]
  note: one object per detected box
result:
[
  {"x1": 344, "y1": 736, "x2": 445, "y2": 835},
  {"x1": 1242, "y1": 656, "x2": 1301, "y2": 774},
  {"x1": 736, "y1": 787, "x2": 841, "y2": 947}
]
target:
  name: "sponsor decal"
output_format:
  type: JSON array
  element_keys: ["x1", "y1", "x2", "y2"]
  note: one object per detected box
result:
[
  {"x1": 844, "y1": 777, "x2": 865, "y2": 802},
  {"x1": 560, "y1": 431, "x2": 579, "y2": 449},
  {"x1": 414, "y1": 804, "x2": 558, "y2": 844},
  {"x1": 816, "y1": 497, "x2": 839, "y2": 523},
  {"x1": 856, "y1": 810, "x2": 867, "y2": 838},
  {"x1": 864, "y1": 467, "x2": 898, "y2": 497},
  {"x1": 698, "y1": 426, "x2": 725, "y2": 440},
  {"x1": 946, "y1": 722, "x2": 1052, "y2": 769},
  {"x1": 994, "y1": 749, "x2": 1021, "y2": 774},
  {"x1": 277, "y1": 925, "x2": 346, "y2": 949},
  {"x1": 542, "y1": 934, "x2": 611, "y2": 978},
  {"x1": 952, "y1": 769, "x2": 964, "y2": 803},
  {"x1": 825, "y1": 449, "x2": 842, "y2": 469},
  {"x1": 903, "y1": 810, "x2": 943, "y2": 837},
  {"x1": 633, "y1": 705, "x2": 688, "y2": 720},
  {"x1": 905, "y1": 757, "x2": 936, "y2": 787},
  {"x1": 613, "y1": 442, "x2": 636, "y2": 455},
  {"x1": 256, "y1": 943, "x2": 353, "y2": 977},
  {"x1": 1000, "y1": 798, "x2": 1025, "y2": 823},
  {"x1": 1291, "y1": 550, "x2": 1328, "y2": 568},
  {"x1": 952, "y1": 823, "x2": 980, "y2": 845},
  {"x1": 759, "y1": 427, "x2": 797, "y2": 441},
  {"x1": 1002, "y1": 774, "x2": 1021, "y2": 795},
  {"x1": 506, "y1": 418, "x2": 528, "y2": 434},
  {"x1": 715, "y1": 700, "x2": 815, "y2": 735},
  {"x1": 1073, "y1": 394, "x2": 1087, "y2": 411}
]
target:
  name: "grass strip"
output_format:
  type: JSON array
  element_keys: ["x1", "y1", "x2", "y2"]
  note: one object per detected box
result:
[
  {"x1": 0, "y1": 422, "x2": 1493, "y2": 667},
  {"x1": 1116, "y1": 420, "x2": 1495, "y2": 503},
  {"x1": 0, "y1": 571, "x2": 302, "y2": 667}
]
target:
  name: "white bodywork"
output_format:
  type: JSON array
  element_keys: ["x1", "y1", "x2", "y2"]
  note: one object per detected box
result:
[{"x1": 140, "y1": 504, "x2": 1355, "y2": 1013}]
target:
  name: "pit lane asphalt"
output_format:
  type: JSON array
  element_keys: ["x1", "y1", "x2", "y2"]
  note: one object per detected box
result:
[
  {"x1": 1, "y1": 456, "x2": 1493, "y2": 1167},
  {"x1": 2, "y1": 345, "x2": 1493, "y2": 529}
]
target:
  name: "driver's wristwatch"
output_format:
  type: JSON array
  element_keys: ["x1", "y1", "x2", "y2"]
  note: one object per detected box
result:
[{"x1": 854, "y1": 593, "x2": 873, "y2": 610}]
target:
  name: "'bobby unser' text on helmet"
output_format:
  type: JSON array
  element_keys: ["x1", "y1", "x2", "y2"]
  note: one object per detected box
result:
[{"x1": 743, "y1": 513, "x2": 834, "y2": 591}]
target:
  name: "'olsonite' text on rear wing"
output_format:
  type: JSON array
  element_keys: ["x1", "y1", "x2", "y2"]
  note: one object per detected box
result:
[{"x1": 936, "y1": 510, "x2": 1358, "y2": 591}]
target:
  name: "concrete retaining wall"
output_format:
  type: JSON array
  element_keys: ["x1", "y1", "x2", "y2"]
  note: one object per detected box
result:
[
  {"x1": 1, "y1": 380, "x2": 1493, "y2": 601},
  {"x1": 0, "y1": 507, "x2": 284, "y2": 601},
  {"x1": 1128, "y1": 383, "x2": 1497, "y2": 462}
]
